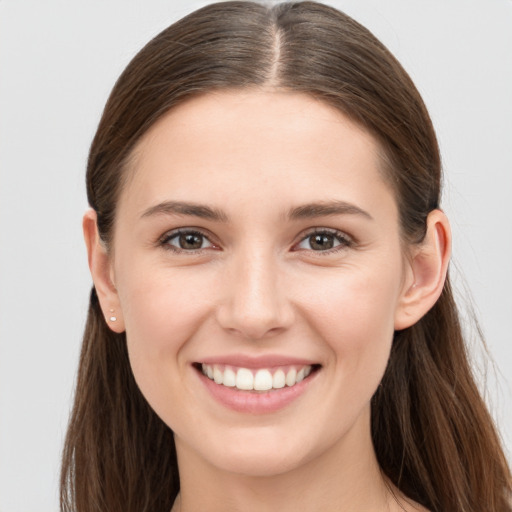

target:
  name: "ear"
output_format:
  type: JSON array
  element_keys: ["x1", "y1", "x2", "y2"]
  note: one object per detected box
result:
[
  {"x1": 394, "y1": 209, "x2": 451, "y2": 330},
  {"x1": 83, "y1": 208, "x2": 125, "y2": 333}
]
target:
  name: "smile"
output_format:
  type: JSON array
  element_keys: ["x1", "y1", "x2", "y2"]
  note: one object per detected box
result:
[{"x1": 200, "y1": 363, "x2": 315, "y2": 391}]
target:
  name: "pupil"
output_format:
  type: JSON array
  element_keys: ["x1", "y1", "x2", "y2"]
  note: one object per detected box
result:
[
  {"x1": 310, "y1": 234, "x2": 334, "y2": 250},
  {"x1": 180, "y1": 233, "x2": 203, "y2": 249}
]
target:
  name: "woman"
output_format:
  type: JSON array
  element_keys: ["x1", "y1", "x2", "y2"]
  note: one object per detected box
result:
[{"x1": 60, "y1": 2, "x2": 512, "y2": 511}]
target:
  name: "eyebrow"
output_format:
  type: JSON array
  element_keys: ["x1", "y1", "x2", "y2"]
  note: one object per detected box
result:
[
  {"x1": 140, "y1": 201, "x2": 229, "y2": 222},
  {"x1": 140, "y1": 199, "x2": 373, "y2": 222},
  {"x1": 287, "y1": 200, "x2": 373, "y2": 221}
]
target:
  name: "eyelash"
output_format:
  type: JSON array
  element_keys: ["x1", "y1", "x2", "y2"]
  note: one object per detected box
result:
[
  {"x1": 158, "y1": 228, "x2": 353, "y2": 255},
  {"x1": 293, "y1": 228, "x2": 353, "y2": 255},
  {"x1": 158, "y1": 229, "x2": 217, "y2": 254}
]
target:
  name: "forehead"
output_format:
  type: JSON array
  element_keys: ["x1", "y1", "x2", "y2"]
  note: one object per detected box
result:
[{"x1": 120, "y1": 90, "x2": 396, "y2": 221}]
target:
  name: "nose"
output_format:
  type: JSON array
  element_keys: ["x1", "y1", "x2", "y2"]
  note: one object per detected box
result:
[{"x1": 216, "y1": 247, "x2": 295, "y2": 340}]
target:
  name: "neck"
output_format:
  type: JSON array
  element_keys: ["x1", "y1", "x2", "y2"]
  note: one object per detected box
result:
[{"x1": 172, "y1": 409, "x2": 408, "y2": 512}]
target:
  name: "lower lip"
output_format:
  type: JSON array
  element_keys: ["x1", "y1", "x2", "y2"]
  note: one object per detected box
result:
[{"x1": 196, "y1": 368, "x2": 318, "y2": 414}]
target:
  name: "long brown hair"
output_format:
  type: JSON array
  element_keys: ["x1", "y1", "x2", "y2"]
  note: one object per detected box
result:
[{"x1": 60, "y1": 2, "x2": 512, "y2": 511}]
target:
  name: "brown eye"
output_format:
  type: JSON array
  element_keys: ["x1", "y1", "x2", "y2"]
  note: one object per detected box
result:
[
  {"x1": 162, "y1": 230, "x2": 214, "y2": 251},
  {"x1": 179, "y1": 233, "x2": 204, "y2": 250},
  {"x1": 309, "y1": 233, "x2": 335, "y2": 250},
  {"x1": 295, "y1": 229, "x2": 351, "y2": 252}
]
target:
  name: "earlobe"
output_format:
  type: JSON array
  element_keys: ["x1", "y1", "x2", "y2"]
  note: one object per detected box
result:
[
  {"x1": 83, "y1": 208, "x2": 125, "y2": 333},
  {"x1": 394, "y1": 209, "x2": 451, "y2": 330}
]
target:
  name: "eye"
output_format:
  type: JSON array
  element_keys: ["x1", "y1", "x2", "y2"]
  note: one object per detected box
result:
[
  {"x1": 294, "y1": 229, "x2": 352, "y2": 252},
  {"x1": 160, "y1": 229, "x2": 215, "y2": 252}
]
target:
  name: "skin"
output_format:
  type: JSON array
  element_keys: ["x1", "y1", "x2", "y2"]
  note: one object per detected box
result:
[{"x1": 85, "y1": 90, "x2": 450, "y2": 511}]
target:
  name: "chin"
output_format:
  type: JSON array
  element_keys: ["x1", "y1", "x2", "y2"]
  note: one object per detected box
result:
[
  {"x1": 175, "y1": 419, "x2": 343, "y2": 480},
  {"x1": 206, "y1": 443, "x2": 309, "y2": 478}
]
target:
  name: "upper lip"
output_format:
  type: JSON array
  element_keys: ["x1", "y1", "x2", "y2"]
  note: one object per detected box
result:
[{"x1": 197, "y1": 354, "x2": 319, "y2": 369}]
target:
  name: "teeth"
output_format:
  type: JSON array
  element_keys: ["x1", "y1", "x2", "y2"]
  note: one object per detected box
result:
[
  {"x1": 236, "y1": 368, "x2": 254, "y2": 390},
  {"x1": 213, "y1": 366, "x2": 223, "y2": 384},
  {"x1": 285, "y1": 368, "x2": 297, "y2": 387},
  {"x1": 201, "y1": 363, "x2": 314, "y2": 391},
  {"x1": 254, "y1": 369, "x2": 273, "y2": 391},
  {"x1": 272, "y1": 369, "x2": 286, "y2": 389},
  {"x1": 223, "y1": 367, "x2": 236, "y2": 387}
]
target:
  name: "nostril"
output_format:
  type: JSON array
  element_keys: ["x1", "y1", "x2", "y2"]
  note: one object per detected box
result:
[{"x1": 216, "y1": 301, "x2": 295, "y2": 340}]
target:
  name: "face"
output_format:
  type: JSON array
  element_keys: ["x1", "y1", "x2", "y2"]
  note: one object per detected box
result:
[{"x1": 109, "y1": 90, "x2": 413, "y2": 477}]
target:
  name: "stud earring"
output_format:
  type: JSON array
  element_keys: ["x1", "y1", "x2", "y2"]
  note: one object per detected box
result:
[{"x1": 109, "y1": 308, "x2": 117, "y2": 322}]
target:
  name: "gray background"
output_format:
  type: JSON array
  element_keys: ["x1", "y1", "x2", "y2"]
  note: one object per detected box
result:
[{"x1": 1, "y1": 0, "x2": 511, "y2": 510}]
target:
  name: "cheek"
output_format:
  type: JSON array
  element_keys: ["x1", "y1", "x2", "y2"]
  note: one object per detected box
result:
[
  {"x1": 117, "y1": 268, "x2": 218, "y2": 430},
  {"x1": 320, "y1": 283, "x2": 396, "y2": 427},
  {"x1": 299, "y1": 264, "x2": 400, "y2": 335},
  {"x1": 293, "y1": 262, "x2": 402, "y2": 385},
  {"x1": 117, "y1": 267, "x2": 214, "y2": 375}
]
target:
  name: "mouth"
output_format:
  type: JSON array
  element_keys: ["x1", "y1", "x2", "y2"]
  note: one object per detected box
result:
[{"x1": 194, "y1": 362, "x2": 321, "y2": 393}]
